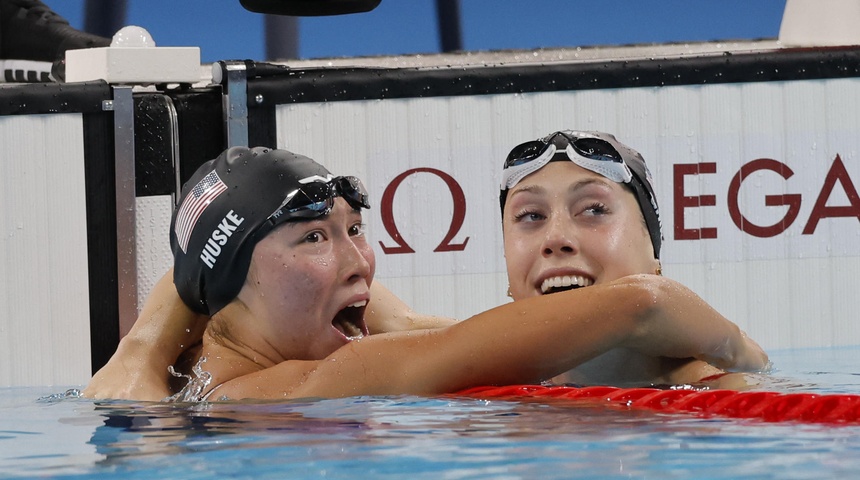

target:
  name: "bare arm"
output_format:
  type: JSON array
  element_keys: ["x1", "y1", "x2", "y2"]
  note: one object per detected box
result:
[
  {"x1": 366, "y1": 281, "x2": 458, "y2": 333},
  {"x1": 219, "y1": 274, "x2": 767, "y2": 399},
  {"x1": 82, "y1": 269, "x2": 208, "y2": 400},
  {"x1": 83, "y1": 273, "x2": 450, "y2": 399}
]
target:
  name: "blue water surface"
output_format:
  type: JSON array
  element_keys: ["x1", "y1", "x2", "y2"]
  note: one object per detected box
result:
[{"x1": 2, "y1": 347, "x2": 860, "y2": 479}]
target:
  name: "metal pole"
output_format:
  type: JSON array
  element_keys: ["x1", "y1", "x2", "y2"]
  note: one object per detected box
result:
[
  {"x1": 107, "y1": 86, "x2": 138, "y2": 338},
  {"x1": 436, "y1": 0, "x2": 463, "y2": 52},
  {"x1": 217, "y1": 61, "x2": 250, "y2": 148},
  {"x1": 84, "y1": 0, "x2": 128, "y2": 37},
  {"x1": 265, "y1": 15, "x2": 300, "y2": 60}
]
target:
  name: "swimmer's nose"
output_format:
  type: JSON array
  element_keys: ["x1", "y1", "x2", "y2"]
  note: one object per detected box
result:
[
  {"x1": 340, "y1": 237, "x2": 373, "y2": 284},
  {"x1": 541, "y1": 216, "x2": 579, "y2": 257}
]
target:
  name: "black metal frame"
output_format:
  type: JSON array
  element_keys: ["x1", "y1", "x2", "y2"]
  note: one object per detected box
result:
[{"x1": 246, "y1": 47, "x2": 860, "y2": 106}]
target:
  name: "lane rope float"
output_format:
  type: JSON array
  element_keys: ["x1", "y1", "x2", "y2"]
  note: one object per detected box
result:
[{"x1": 456, "y1": 385, "x2": 860, "y2": 423}]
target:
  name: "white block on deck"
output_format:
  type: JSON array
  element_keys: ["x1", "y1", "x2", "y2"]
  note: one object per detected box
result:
[{"x1": 65, "y1": 46, "x2": 202, "y2": 84}]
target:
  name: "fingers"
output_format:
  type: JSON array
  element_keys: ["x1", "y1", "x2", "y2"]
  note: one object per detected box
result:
[{"x1": 724, "y1": 332, "x2": 770, "y2": 373}]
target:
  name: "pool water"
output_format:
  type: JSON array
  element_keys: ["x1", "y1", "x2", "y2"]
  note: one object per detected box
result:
[{"x1": 3, "y1": 347, "x2": 860, "y2": 479}]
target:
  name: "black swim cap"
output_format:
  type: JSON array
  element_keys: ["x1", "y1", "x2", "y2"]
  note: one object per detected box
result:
[{"x1": 170, "y1": 146, "x2": 337, "y2": 315}]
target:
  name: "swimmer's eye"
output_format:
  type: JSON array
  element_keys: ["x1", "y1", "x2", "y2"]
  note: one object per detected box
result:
[
  {"x1": 349, "y1": 223, "x2": 366, "y2": 236},
  {"x1": 581, "y1": 202, "x2": 609, "y2": 216},
  {"x1": 513, "y1": 209, "x2": 545, "y2": 223},
  {"x1": 303, "y1": 231, "x2": 325, "y2": 243}
]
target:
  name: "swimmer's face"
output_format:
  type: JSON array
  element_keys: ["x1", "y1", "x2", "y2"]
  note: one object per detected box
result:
[
  {"x1": 238, "y1": 198, "x2": 375, "y2": 360},
  {"x1": 502, "y1": 161, "x2": 658, "y2": 300}
]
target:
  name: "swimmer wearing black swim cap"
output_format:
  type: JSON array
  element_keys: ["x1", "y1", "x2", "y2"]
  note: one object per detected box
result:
[{"x1": 170, "y1": 146, "x2": 370, "y2": 315}]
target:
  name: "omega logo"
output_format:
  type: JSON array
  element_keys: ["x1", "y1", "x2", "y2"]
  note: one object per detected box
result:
[{"x1": 378, "y1": 167, "x2": 470, "y2": 254}]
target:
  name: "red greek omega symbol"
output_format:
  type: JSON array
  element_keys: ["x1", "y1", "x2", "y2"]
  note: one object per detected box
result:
[{"x1": 378, "y1": 167, "x2": 470, "y2": 254}]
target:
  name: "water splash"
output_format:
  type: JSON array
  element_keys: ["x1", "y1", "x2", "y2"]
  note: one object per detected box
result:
[
  {"x1": 36, "y1": 389, "x2": 82, "y2": 403},
  {"x1": 165, "y1": 356, "x2": 212, "y2": 402}
]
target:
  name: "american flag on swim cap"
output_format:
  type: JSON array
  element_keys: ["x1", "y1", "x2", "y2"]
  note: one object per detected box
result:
[{"x1": 174, "y1": 170, "x2": 227, "y2": 253}]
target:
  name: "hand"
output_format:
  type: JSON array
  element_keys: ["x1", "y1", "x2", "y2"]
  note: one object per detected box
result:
[
  {"x1": 704, "y1": 330, "x2": 770, "y2": 374},
  {"x1": 82, "y1": 269, "x2": 208, "y2": 400},
  {"x1": 82, "y1": 335, "x2": 172, "y2": 401}
]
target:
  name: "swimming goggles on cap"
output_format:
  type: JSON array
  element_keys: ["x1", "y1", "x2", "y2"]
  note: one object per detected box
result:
[
  {"x1": 267, "y1": 175, "x2": 370, "y2": 226},
  {"x1": 500, "y1": 131, "x2": 634, "y2": 190}
]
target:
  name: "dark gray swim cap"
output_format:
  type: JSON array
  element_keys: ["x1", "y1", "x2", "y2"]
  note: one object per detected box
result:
[
  {"x1": 499, "y1": 131, "x2": 662, "y2": 258},
  {"x1": 171, "y1": 146, "x2": 338, "y2": 315}
]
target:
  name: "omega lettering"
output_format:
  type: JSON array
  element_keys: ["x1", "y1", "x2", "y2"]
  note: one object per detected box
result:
[
  {"x1": 673, "y1": 154, "x2": 860, "y2": 240},
  {"x1": 200, "y1": 210, "x2": 245, "y2": 268}
]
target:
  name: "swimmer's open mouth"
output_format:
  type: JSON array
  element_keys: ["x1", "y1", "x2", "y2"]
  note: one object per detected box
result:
[
  {"x1": 540, "y1": 275, "x2": 594, "y2": 294},
  {"x1": 333, "y1": 300, "x2": 368, "y2": 340}
]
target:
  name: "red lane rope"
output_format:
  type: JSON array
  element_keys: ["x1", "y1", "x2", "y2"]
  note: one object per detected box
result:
[{"x1": 455, "y1": 385, "x2": 860, "y2": 424}]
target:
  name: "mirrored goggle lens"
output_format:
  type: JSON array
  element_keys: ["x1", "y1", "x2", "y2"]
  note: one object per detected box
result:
[
  {"x1": 501, "y1": 131, "x2": 633, "y2": 189},
  {"x1": 504, "y1": 133, "x2": 624, "y2": 171},
  {"x1": 276, "y1": 175, "x2": 370, "y2": 221},
  {"x1": 565, "y1": 135, "x2": 623, "y2": 163},
  {"x1": 285, "y1": 198, "x2": 333, "y2": 219},
  {"x1": 504, "y1": 140, "x2": 551, "y2": 168},
  {"x1": 281, "y1": 183, "x2": 334, "y2": 219},
  {"x1": 336, "y1": 176, "x2": 370, "y2": 210}
]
